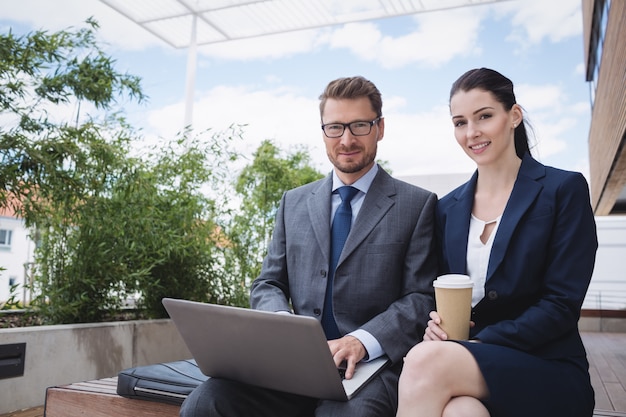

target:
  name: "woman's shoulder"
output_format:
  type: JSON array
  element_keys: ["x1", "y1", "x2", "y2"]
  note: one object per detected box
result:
[
  {"x1": 519, "y1": 157, "x2": 593, "y2": 213},
  {"x1": 523, "y1": 154, "x2": 585, "y2": 181},
  {"x1": 533, "y1": 160, "x2": 589, "y2": 191},
  {"x1": 512, "y1": 155, "x2": 588, "y2": 196}
]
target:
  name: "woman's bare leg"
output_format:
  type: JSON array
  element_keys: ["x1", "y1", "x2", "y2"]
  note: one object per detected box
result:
[
  {"x1": 396, "y1": 341, "x2": 489, "y2": 417},
  {"x1": 442, "y1": 396, "x2": 490, "y2": 417}
]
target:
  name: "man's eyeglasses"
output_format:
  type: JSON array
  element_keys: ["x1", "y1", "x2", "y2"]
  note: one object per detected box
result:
[{"x1": 321, "y1": 118, "x2": 381, "y2": 138}]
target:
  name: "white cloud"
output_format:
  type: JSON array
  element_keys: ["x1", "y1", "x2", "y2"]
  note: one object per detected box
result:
[
  {"x1": 529, "y1": 118, "x2": 569, "y2": 159},
  {"x1": 0, "y1": 0, "x2": 163, "y2": 50},
  {"x1": 515, "y1": 82, "x2": 591, "y2": 160},
  {"x1": 379, "y1": 105, "x2": 475, "y2": 176},
  {"x1": 571, "y1": 101, "x2": 591, "y2": 116},
  {"x1": 498, "y1": 0, "x2": 582, "y2": 45},
  {"x1": 192, "y1": 5, "x2": 488, "y2": 67},
  {"x1": 141, "y1": 73, "x2": 589, "y2": 178},
  {"x1": 328, "y1": 8, "x2": 485, "y2": 69},
  {"x1": 141, "y1": 84, "x2": 473, "y2": 178},
  {"x1": 571, "y1": 158, "x2": 591, "y2": 182},
  {"x1": 1, "y1": 0, "x2": 99, "y2": 29},
  {"x1": 145, "y1": 84, "x2": 330, "y2": 171},
  {"x1": 516, "y1": 83, "x2": 565, "y2": 113}
]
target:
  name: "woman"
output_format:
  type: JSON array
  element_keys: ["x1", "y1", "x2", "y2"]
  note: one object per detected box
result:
[{"x1": 396, "y1": 68, "x2": 597, "y2": 417}]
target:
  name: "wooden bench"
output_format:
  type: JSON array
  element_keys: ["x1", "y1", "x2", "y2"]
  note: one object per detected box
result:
[
  {"x1": 42, "y1": 376, "x2": 626, "y2": 417},
  {"x1": 44, "y1": 377, "x2": 180, "y2": 417},
  {"x1": 37, "y1": 332, "x2": 626, "y2": 416}
]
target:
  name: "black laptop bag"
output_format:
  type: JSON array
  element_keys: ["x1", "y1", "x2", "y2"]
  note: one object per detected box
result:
[{"x1": 116, "y1": 359, "x2": 209, "y2": 405}]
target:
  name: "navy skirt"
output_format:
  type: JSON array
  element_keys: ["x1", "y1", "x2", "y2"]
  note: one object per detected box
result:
[{"x1": 456, "y1": 341, "x2": 595, "y2": 417}]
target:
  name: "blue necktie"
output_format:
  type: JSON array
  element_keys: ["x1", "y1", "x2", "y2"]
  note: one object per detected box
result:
[{"x1": 322, "y1": 186, "x2": 358, "y2": 340}]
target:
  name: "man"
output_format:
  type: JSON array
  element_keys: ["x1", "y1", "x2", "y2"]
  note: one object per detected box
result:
[{"x1": 180, "y1": 76, "x2": 437, "y2": 417}]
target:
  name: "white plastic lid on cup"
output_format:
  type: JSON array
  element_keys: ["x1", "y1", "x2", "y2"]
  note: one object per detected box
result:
[{"x1": 433, "y1": 274, "x2": 473, "y2": 289}]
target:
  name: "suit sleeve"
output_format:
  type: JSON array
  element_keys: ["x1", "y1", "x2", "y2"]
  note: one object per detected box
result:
[
  {"x1": 360, "y1": 191, "x2": 438, "y2": 363},
  {"x1": 249, "y1": 192, "x2": 292, "y2": 312}
]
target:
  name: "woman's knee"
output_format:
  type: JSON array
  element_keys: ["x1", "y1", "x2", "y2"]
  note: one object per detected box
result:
[
  {"x1": 402, "y1": 341, "x2": 449, "y2": 379},
  {"x1": 401, "y1": 341, "x2": 481, "y2": 393},
  {"x1": 442, "y1": 396, "x2": 490, "y2": 417}
]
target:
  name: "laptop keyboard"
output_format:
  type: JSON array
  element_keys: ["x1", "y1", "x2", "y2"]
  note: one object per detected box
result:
[{"x1": 338, "y1": 362, "x2": 347, "y2": 380}]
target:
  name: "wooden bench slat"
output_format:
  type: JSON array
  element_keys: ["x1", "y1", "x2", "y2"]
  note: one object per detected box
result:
[
  {"x1": 44, "y1": 378, "x2": 179, "y2": 417},
  {"x1": 593, "y1": 412, "x2": 626, "y2": 417},
  {"x1": 60, "y1": 380, "x2": 118, "y2": 395}
]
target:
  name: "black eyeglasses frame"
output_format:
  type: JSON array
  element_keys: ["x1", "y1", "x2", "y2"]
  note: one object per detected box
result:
[{"x1": 321, "y1": 117, "x2": 381, "y2": 138}]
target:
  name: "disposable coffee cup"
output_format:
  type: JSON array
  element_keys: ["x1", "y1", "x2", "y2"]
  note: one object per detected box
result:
[{"x1": 433, "y1": 274, "x2": 473, "y2": 340}]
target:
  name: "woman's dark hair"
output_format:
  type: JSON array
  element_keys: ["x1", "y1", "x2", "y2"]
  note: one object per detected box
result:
[{"x1": 450, "y1": 68, "x2": 531, "y2": 159}]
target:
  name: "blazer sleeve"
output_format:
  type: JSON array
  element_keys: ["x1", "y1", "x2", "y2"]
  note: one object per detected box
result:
[
  {"x1": 475, "y1": 172, "x2": 598, "y2": 352},
  {"x1": 249, "y1": 191, "x2": 293, "y2": 312}
]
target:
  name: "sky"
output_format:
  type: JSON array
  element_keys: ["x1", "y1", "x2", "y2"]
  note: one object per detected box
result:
[{"x1": 1, "y1": 0, "x2": 592, "y2": 187}]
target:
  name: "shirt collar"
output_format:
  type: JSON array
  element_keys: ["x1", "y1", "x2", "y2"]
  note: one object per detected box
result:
[{"x1": 332, "y1": 163, "x2": 378, "y2": 195}]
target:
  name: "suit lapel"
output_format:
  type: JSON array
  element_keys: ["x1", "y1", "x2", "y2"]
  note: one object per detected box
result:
[
  {"x1": 308, "y1": 175, "x2": 333, "y2": 266},
  {"x1": 445, "y1": 173, "x2": 476, "y2": 273},
  {"x1": 340, "y1": 169, "x2": 395, "y2": 266},
  {"x1": 487, "y1": 155, "x2": 545, "y2": 279}
]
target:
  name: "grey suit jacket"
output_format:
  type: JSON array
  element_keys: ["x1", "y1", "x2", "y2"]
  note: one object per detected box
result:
[{"x1": 250, "y1": 167, "x2": 437, "y2": 364}]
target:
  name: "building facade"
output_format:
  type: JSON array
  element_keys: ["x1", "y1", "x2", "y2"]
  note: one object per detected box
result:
[
  {"x1": 582, "y1": 0, "x2": 626, "y2": 215},
  {"x1": 0, "y1": 209, "x2": 35, "y2": 304}
]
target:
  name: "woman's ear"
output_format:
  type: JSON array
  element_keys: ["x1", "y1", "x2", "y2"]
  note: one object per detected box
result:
[{"x1": 511, "y1": 104, "x2": 523, "y2": 127}]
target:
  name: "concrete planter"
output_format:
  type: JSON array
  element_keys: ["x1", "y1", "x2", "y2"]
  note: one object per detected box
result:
[{"x1": 0, "y1": 319, "x2": 190, "y2": 414}]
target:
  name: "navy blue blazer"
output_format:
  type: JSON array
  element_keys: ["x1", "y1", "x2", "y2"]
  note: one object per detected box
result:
[{"x1": 436, "y1": 154, "x2": 597, "y2": 360}]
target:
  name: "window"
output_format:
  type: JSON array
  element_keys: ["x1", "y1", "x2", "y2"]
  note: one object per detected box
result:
[
  {"x1": 588, "y1": 0, "x2": 611, "y2": 109},
  {"x1": 0, "y1": 229, "x2": 12, "y2": 248}
]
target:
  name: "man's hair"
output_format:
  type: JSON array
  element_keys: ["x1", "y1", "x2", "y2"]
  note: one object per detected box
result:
[{"x1": 319, "y1": 76, "x2": 382, "y2": 119}]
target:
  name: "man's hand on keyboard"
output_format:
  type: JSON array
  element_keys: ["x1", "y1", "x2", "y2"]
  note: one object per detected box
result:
[{"x1": 327, "y1": 335, "x2": 366, "y2": 380}]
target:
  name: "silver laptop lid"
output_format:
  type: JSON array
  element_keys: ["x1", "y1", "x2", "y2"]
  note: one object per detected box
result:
[{"x1": 162, "y1": 298, "x2": 352, "y2": 400}]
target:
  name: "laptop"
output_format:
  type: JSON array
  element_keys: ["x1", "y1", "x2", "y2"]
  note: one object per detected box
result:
[{"x1": 162, "y1": 298, "x2": 389, "y2": 401}]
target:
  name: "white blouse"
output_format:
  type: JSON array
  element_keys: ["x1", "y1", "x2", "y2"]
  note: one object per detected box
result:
[{"x1": 466, "y1": 214, "x2": 501, "y2": 307}]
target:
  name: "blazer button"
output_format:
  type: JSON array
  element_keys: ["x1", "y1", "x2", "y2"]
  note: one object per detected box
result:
[
  {"x1": 487, "y1": 290, "x2": 498, "y2": 300},
  {"x1": 313, "y1": 308, "x2": 321, "y2": 316},
  {"x1": 320, "y1": 270, "x2": 327, "y2": 277}
]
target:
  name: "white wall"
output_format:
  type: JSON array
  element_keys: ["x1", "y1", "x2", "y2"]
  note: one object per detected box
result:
[
  {"x1": 583, "y1": 215, "x2": 626, "y2": 310},
  {"x1": 0, "y1": 215, "x2": 35, "y2": 304},
  {"x1": 399, "y1": 172, "x2": 471, "y2": 198}
]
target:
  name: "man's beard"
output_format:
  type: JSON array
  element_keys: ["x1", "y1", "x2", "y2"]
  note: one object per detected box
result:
[{"x1": 329, "y1": 147, "x2": 376, "y2": 174}]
